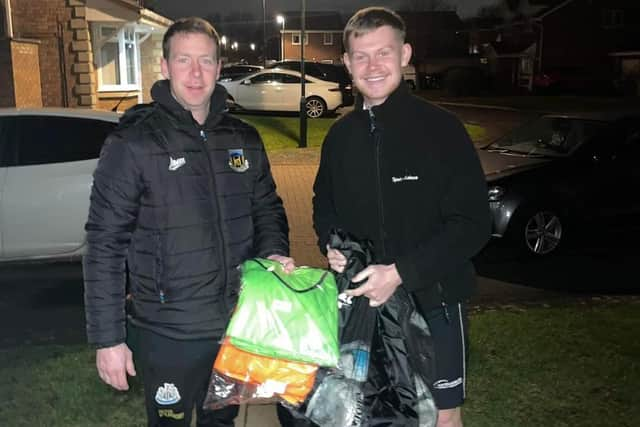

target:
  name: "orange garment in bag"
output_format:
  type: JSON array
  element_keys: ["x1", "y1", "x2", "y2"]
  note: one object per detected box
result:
[{"x1": 214, "y1": 338, "x2": 317, "y2": 406}]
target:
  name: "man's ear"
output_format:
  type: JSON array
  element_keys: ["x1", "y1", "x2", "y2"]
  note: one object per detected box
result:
[
  {"x1": 343, "y1": 51, "x2": 352, "y2": 76},
  {"x1": 215, "y1": 59, "x2": 221, "y2": 81},
  {"x1": 160, "y1": 58, "x2": 170, "y2": 80},
  {"x1": 401, "y1": 43, "x2": 412, "y2": 67}
]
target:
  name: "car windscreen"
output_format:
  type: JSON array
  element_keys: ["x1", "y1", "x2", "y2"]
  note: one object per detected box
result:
[{"x1": 486, "y1": 117, "x2": 605, "y2": 157}]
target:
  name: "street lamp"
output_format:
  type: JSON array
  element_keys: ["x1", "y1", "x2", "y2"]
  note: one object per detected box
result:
[
  {"x1": 221, "y1": 35, "x2": 227, "y2": 60},
  {"x1": 299, "y1": 0, "x2": 307, "y2": 148},
  {"x1": 276, "y1": 14, "x2": 285, "y2": 61},
  {"x1": 250, "y1": 43, "x2": 256, "y2": 51}
]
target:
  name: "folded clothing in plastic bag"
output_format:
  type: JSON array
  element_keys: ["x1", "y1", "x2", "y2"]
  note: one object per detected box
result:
[
  {"x1": 204, "y1": 337, "x2": 317, "y2": 408},
  {"x1": 225, "y1": 258, "x2": 339, "y2": 367}
]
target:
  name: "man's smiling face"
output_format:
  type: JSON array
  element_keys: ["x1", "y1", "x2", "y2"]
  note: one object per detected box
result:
[{"x1": 344, "y1": 25, "x2": 412, "y2": 107}]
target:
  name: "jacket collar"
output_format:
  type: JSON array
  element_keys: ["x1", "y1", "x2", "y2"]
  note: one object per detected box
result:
[
  {"x1": 150, "y1": 79, "x2": 229, "y2": 129},
  {"x1": 353, "y1": 81, "x2": 411, "y2": 126}
]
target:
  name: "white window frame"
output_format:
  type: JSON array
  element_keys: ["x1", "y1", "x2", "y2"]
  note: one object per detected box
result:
[
  {"x1": 92, "y1": 24, "x2": 142, "y2": 92},
  {"x1": 291, "y1": 32, "x2": 308, "y2": 46},
  {"x1": 323, "y1": 32, "x2": 333, "y2": 45}
]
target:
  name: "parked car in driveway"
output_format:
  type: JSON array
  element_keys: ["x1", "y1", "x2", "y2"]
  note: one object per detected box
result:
[
  {"x1": 481, "y1": 111, "x2": 640, "y2": 257},
  {"x1": 267, "y1": 60, "x2": 354, "y2": 107},
  {"x1": 0, "y1": 108, "x2": 118, "y2": 263},
  {"x1": 219, "y1": 68, "x2": 343, "y2": 118},
  {"x1": 218, "y1": 64, "x2": 263, "y2": 82},
  {"x1": 402, "y1": 64, "x2": 417, "y2": 90}
]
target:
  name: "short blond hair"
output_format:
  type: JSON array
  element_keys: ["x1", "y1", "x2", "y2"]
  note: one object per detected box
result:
[{"x1": 343, "y1": 7, "x2": 406, "y2": 53}]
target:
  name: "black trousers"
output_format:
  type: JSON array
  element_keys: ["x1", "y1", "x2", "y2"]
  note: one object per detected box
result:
[{"x1": 133, "y1": 327, "x2": 239, "y2": 427}]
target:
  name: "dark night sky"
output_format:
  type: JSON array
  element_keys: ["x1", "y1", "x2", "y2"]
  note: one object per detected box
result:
[{"x1": 152, "y1": 0, "x2": 498, "y2": 20}]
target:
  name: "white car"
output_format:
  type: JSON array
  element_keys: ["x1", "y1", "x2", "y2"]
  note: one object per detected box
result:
[
  {"x1": 403, "y1": 64, "x2": 417, "y2": 90},
  {"x1": 0, "y1": 108, "x2": 119, "y2": 263},
  {"x1": 219, "y1": 68, "x2": 343, "y2": 118}
]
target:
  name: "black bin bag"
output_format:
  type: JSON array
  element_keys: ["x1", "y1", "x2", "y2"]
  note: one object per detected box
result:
[{"x1": 300, "y1": 229, "x2": 438, "y2": 427}]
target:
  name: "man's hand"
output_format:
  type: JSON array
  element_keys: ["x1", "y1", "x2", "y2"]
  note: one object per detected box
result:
[
  {"x1": 345, "y1": 264, "x2": 402, "y2": 307},
  {"x1": 267, "y1": 254, "x2": 296, "y2": 273},
  {"x1": 96, "y1": 343, "x2": 136, "y2": 391},
  {"x1": 326, "y1": 245, "x2": 347, "y2": 273}
]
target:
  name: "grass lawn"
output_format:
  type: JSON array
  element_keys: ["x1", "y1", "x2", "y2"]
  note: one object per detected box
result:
[
  {"x1": 235, "y1": 113, "x2": 486, "y2": 154},
  {"x1": 1, "y1": 302, "x2": 637, "y2": 426}
]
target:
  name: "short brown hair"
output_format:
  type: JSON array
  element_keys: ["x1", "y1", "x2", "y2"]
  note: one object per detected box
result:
[
  {"x1": 162, "y1": 17, "x2": 220, "y2": 60},
  {"x1": 343, "y1": 7, "x2": 406, "y2": 53}
]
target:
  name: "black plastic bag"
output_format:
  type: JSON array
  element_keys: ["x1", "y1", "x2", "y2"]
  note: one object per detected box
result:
[{"x1": 302, "y1": 229, "x2": 437, "y2": 427}]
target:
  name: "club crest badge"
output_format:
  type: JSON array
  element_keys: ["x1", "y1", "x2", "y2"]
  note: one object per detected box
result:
[
  {"x1": 228, "y1": 149, "x2": 250, "y2": 172},
  {"x1": 155, "y1": 383, "x2": 181, "y2": 405}
]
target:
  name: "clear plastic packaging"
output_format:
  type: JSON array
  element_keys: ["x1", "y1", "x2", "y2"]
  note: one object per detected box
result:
[
  {"x1": 203, "y1": 338, "x2": 318, "y2": 409},
  {"x1": 225, "y1": 259, "x2": 339, "y2": 367},
  {"x1": 304, "y1": 374, "x2": 365, "y2": 427}
]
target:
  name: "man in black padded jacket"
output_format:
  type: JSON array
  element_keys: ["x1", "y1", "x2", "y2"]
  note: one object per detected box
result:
[{"x1": 84, "y1": 17, "x2": 293, "y2": 427}]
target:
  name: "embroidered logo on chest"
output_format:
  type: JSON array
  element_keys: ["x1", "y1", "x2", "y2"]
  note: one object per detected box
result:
[
  {"x1": 391, "y1": 175, "x2": 419, "y2": 183},
  {"x1": 168, "y1": 156, "x2": 186, "y2": 171},
  {"x1": 228, "y1": 149, "x2": 250, "y2": 172}
]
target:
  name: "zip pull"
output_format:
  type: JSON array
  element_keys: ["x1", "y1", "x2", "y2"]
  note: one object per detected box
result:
[
  {"x1": 200, "y1": 129, "x2": 207, "y2": 141},
  {"x1": 441, "y1": 301, "x2": 451, "y2": 323},
  {"x1": 368, "y1": 108, "x2": 376, "y2": 134},
  {"x1": 436, "y1": 282, "x2": 450, "y2": 323},
  {"x1": 159, "y1": 290, "x2": 166, "y2": 304}
]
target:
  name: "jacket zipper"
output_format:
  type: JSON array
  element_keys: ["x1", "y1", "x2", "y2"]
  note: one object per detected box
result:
[
  {"x1": 369, "y1": 109, "x2": 387, "y2": 258},
  {"x1": 156, "y1": 232, "x2": 165, "y2": 303},
  {"x1": 198, "y1": 128, "x2": 230, "y2": 308}
]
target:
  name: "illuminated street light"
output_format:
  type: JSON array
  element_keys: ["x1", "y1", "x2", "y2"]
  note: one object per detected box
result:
[
  {"x1": 220, "y1": 35, "x2": 228, "y2": 59},
  {"x1": 250, "y1": 43, "x2": 256, "y2": 51},
  {"x1": 276, "y1": 14, "x2": 285, "y2": 61},
  {"x1": 232, "y1": 41, "x2": 238, "y2": 51}
]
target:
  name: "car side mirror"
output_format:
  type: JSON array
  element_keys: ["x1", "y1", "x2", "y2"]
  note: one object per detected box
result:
[{"x1": 242, "y1": 79, "x2": 251, "y2": 85}]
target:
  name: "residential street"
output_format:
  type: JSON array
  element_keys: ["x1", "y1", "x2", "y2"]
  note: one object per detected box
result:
[{"x1": 1, "y1": 105, "x2": 637, "y2": 350}]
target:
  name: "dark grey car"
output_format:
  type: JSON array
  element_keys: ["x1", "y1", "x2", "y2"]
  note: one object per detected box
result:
[{"x1": 480, "y1": 111, "x2": 640, "y2": 256}]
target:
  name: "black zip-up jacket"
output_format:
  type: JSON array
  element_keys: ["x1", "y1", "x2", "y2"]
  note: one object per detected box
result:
[
  {"x1": 84, "y1": 80, "x2": 289, "y2": 347},
  {"x1": 312, "y1": 84, "x2": 490, "y2": 310}
]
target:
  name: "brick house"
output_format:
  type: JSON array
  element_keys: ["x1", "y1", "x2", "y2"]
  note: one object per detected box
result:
[
  {"x1": 277, "y1": 12, "x2": 343, "y2": 63},
  {"x1": 0, "y1": 0, "x2": 172, "y2": 111},
  {"x1": 470, "y1": 0, "x2": 640, "y2": 93}
]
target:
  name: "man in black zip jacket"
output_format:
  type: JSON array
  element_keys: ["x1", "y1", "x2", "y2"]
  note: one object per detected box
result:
[
  {"x1": 312, "y1": 8, "x2": 491, "y2": 427},
  {"x1": 83, "y1": 17, "x2": 293, "y2": 427}
]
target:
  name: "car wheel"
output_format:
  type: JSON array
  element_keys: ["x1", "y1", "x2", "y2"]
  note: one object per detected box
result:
[
  {"x1": 511, "y1": 208, "x2": 564, "y2": 256},
  {"x1": 305, "y1": 97, "x2": 326, "y2": 118}
]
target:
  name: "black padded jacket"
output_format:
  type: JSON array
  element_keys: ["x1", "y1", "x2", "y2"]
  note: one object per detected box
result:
[{"x1": 84, "y1": 80, "x2": 289, "y2": 347}]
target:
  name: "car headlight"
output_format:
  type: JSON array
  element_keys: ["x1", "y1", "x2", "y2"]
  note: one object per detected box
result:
[{"x1": 488, "y1": 185, "x2": 505, "y2": 201}]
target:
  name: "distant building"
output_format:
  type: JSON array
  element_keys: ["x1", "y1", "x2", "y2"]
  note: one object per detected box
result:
[
  {"x1": 469, "y1": 0, "x2": 640, "y2": 94},
  {"x1": 277, "y1": 11, "x2": 343, "y2": 64}
]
